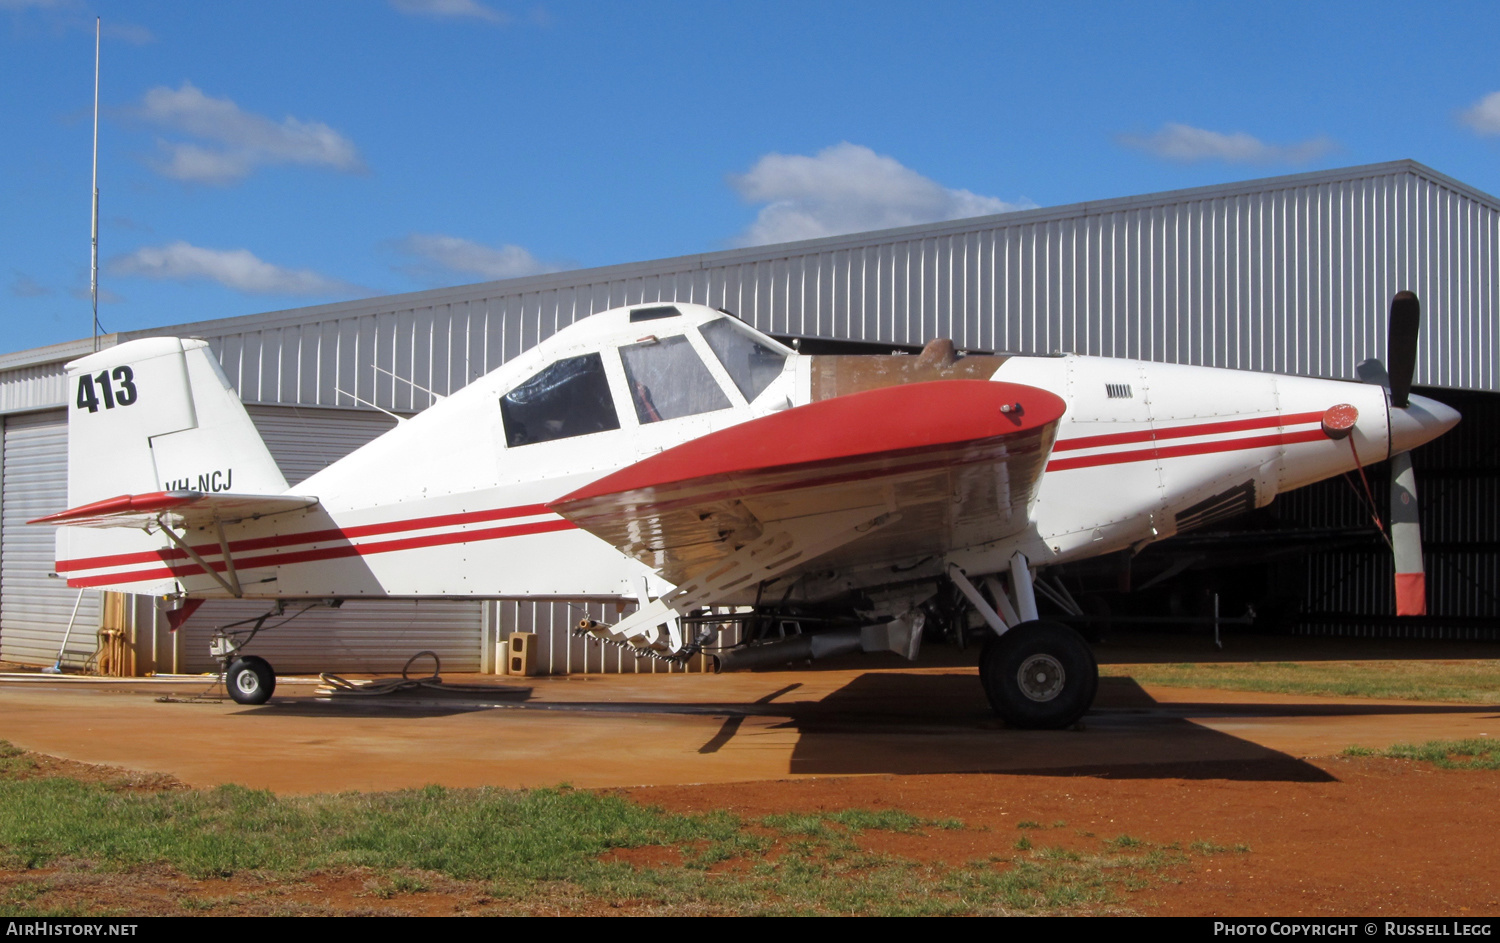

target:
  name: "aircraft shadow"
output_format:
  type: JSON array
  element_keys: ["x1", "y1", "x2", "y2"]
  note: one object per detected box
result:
[
  {"x1": 225, "y1": 672, "x2": 1492, "y2": 784},
  {"x1": 763, "y1": 672, "x2": 1368, "y2": 782}
]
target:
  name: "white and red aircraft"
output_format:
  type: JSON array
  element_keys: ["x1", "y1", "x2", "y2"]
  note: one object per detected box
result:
[{"x1": 34, "y1": 293, "x2": 1459, "y2": 727}]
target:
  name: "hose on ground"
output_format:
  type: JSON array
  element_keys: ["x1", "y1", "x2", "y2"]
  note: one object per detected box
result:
[{"x1": 317, "y1": 651, "x2": 524, "y2": 697}]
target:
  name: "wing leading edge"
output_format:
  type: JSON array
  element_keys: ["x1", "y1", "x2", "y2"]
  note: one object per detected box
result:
[{"x1": 550, "y1": 380, "x2": 1066, "y2": 594}]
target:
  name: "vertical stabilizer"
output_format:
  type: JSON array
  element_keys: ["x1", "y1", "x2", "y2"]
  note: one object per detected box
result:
[
  {"x1": 64, "y1": 337, "x2": 287, "y2": 508},
  {"x1": 52, "y1": 337, "x2": 289, "y2": 596}
]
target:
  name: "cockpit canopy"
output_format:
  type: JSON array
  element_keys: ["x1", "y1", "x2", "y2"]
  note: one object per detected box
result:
[{"x1": 499, "y1": 305, "x2": 790, "y2": 448}]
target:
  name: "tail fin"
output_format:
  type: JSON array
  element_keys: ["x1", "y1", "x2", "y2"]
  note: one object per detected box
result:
[
  {"x1": 65, "y1": 337, "x2": 287, "y2": 507},
  {"x1": 45, "y1": 338, "x2": 290, "y2": 596}
]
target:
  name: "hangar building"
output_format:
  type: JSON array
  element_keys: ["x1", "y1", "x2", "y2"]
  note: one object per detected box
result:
[{"x1": 1, "y1": 159, "x2": 1495, "y2": 676}]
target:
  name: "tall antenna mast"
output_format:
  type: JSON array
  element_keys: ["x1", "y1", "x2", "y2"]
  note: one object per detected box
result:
[{"x1": 90, "y1": 16, "x2": 100, "y2": 352}]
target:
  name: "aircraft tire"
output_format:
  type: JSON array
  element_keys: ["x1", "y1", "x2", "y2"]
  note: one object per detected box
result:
[
  {"x1": 979, "y1": 621, "x2": 1096, "y2": 729},
  {"x1": 226, "y1": 656, "x2": 276, "y2": 705}
]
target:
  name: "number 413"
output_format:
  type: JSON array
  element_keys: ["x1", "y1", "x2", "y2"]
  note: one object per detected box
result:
[{"x1": 76, "y1": 365, "x2": 138, "y2": 413}]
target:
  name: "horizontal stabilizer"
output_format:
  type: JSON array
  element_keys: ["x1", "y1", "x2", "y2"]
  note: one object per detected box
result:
[{"x1": 31, "y1": 490, "x2": 318, "y2": 529}]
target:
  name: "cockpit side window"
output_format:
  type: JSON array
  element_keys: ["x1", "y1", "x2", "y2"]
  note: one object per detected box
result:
[
  {"x1": 700, "y1": 318, "x2": 788, "y2": 403},
  {"x1": 618, "y1": 335, "x2": 731, "y2": 424},
  {"x1": 500, "y1": 352, "x2": 620, "y2": 447}
]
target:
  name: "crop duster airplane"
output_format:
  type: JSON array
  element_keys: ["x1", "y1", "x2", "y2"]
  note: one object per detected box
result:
[{"x1": 35, "y1": 293, "x2": 1458, "y2": 727}]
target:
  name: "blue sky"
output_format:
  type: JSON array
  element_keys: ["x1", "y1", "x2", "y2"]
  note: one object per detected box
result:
[{"x1": 3, "y1": 0, "x2": 1498, "y2": 355}]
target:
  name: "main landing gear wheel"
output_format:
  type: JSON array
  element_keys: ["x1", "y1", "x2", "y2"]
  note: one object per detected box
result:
[
  {"x1": 979, "y1": 620, "x2": 1097, "y2": 729},
  {"x1": 225, "y1": 655, "x2": 276, "y2": 705}
]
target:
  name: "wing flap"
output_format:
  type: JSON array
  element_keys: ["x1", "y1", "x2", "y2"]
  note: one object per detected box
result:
[
  {"x1": 31, "y1": 490, "x2": 319, "y2": 529},
  {"x1": 550, "y1": 380, "x2": 1065, "y2": 587}
]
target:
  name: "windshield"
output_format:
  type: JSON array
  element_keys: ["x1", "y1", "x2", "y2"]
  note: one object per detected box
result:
[{"x1": 699, "y1": 318, "x2": 787, "y2": 403}]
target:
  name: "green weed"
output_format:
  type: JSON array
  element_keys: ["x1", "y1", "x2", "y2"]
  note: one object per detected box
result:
[
  {"x1": 1103, "y1": 660, "x2": 1500, "y2": 704},
  {"x1": 1343, "y1": 738, "x2": 1500, "y2": 769}
]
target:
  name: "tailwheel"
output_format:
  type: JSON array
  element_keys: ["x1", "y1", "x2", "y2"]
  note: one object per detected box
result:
[
  {"x1": 225, "y1": 655, "x2": 276, "y2": 705},
  {"x1": 979, "y1": 620, "x2": 1097, "y2": 729}
]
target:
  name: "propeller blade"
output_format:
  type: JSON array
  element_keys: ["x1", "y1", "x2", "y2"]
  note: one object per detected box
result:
[
  {"x1": 1355, "y1": 358, "x2": 1389, "y2": 388},
  {"x1": 1366, "y1": 293, "x2": 1428, "y2": 616},
  {"x1": 1386, "y1": 291, "x2": 1420, "y2": 409},
  {"x1": 1389, "y1": 449, "x2": 1425, "y2": 616}
]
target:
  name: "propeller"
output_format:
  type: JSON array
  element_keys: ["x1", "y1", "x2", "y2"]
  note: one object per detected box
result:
[{"x1": 1357, "y1": 291, "x2": 1427, "y2": 616}]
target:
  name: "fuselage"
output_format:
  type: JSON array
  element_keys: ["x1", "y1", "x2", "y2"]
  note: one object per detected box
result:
[{"x1": 56, "y1": 303, "x2": 1460, "y2": 603}]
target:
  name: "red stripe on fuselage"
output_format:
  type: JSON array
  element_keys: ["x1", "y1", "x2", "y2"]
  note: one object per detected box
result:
[
  {"x1": 1046, "y1": 428, "x2": 1327, "y2": 472},
  {"x1": 1051, "y1": 411, "x2": 1324, "y2": 453},
  {"x1": 62, "y1": 517, "x2": 578, "y2": 589},
  {"x1": 56, "y1": 502, "x2": 554, "y2": 573}
]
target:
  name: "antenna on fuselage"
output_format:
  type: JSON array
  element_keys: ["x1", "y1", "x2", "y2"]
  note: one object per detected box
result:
[
  {"x1": 334, "y1": 387, "x2": 406, "y2": 424},
  {"x1": 371, "y1": 364, "x2": 446, "y2": 403}
]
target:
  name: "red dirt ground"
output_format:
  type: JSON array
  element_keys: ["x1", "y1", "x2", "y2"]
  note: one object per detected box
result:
[
  {"x1": 625, "y1": 756, "x2": 1500, "y2": 917},
  {"x1": 1, "y1": 749, "x2": 1494, "y2": 916},
  {"x1": 1, "y1": 636, "x2": 1497, "y2": 916}
]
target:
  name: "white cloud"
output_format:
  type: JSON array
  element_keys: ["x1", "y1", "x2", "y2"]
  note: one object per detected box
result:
[
  {"x1": 136, "y1": 82, "x2": 364, "y2": 184},
  {"x1": 10, "y1": 272, "x2": 51, "y2": 297},
  {"x1": 1461, "y1": 91, "x2": 1500, "y2": 136},
  {"x1": 0, "y1": 1, "x2": 153, "y2": 42},
  {"x1": 110, "y1": 242, "x2": 358, "y2": 297},
  {"x1": 390, "y1": 0, "x2": 508, "y2": 23},
  {"x1": 1118, "y1": 123, "x2": 1335, "y2": 164},
  {"x1": 394, "y1": 233, "x2": 560, "y2": 282},
  {"x1": 728, "y1": 142, "x2": 1031, "y2": 246},
  {"x1": 103, "y1": 21, "x2": 155, "y2": 45},
  {"x1": 69, "y1": 284, "x2": 122, "y2": 304}
]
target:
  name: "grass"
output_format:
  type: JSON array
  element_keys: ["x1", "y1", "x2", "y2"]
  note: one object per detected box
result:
[
  {"x1": 1101, "y1": 659, "x2": 1500, "y2": 704},
  {"x1": 0, "y1": 779, "x2": 738, "y2": 879},
  {"x1": 0, "y1": 742, "x2": 1209, "y2": 917},
  {"x1": 1343, "y1": 738, "x2": 1500, "y2": 769},
  {"x1": 1190, "y1": 840, "x2": 1251, "y2": 855}
]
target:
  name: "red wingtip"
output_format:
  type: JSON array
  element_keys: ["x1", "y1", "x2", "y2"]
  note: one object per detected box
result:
[{"x1": 29, "y1": 491, "x2": 190, "y2": 525}]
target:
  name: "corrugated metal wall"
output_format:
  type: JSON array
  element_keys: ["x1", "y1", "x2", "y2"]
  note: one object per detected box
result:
[
  {"x1": 167, "y1": 163, "x2": 1496, "y2": 418},
  {"x1": 246, "y1": 404, "x2": 400, "y2": 487},
  {"x1": 490, "y1": 599, "x2": 732, "y2": 674},
  {"x1": 0, "y1": 362, "x2": 71, "y2": 416},
  {"x1": 0, "y1": 411, "x2": 99, "y2": 668},
  {"x1": 169, "y1": 598, "x2": 485, "y2": 675}
]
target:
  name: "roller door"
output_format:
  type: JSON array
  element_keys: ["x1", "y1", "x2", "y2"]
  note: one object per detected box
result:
[{"x1": 0, "y1": 411, "x2": 99, "y2": 668}]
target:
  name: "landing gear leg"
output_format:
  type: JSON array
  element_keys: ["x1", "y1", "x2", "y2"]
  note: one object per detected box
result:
[
  {"x1": 210, "y1": 609, "x2": 282, "y2": 705},
  {"x1": 953, "y1": 553, "x2": 1098, "y2": 728}
]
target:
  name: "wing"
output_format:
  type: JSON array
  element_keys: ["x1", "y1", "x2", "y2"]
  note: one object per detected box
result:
[
  {"x1": 30, "y1": 490, "x2": 319, "y2": 529},
  {"x1": 550, "y1": 380, "x2": 1065, "y2": 593}
]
